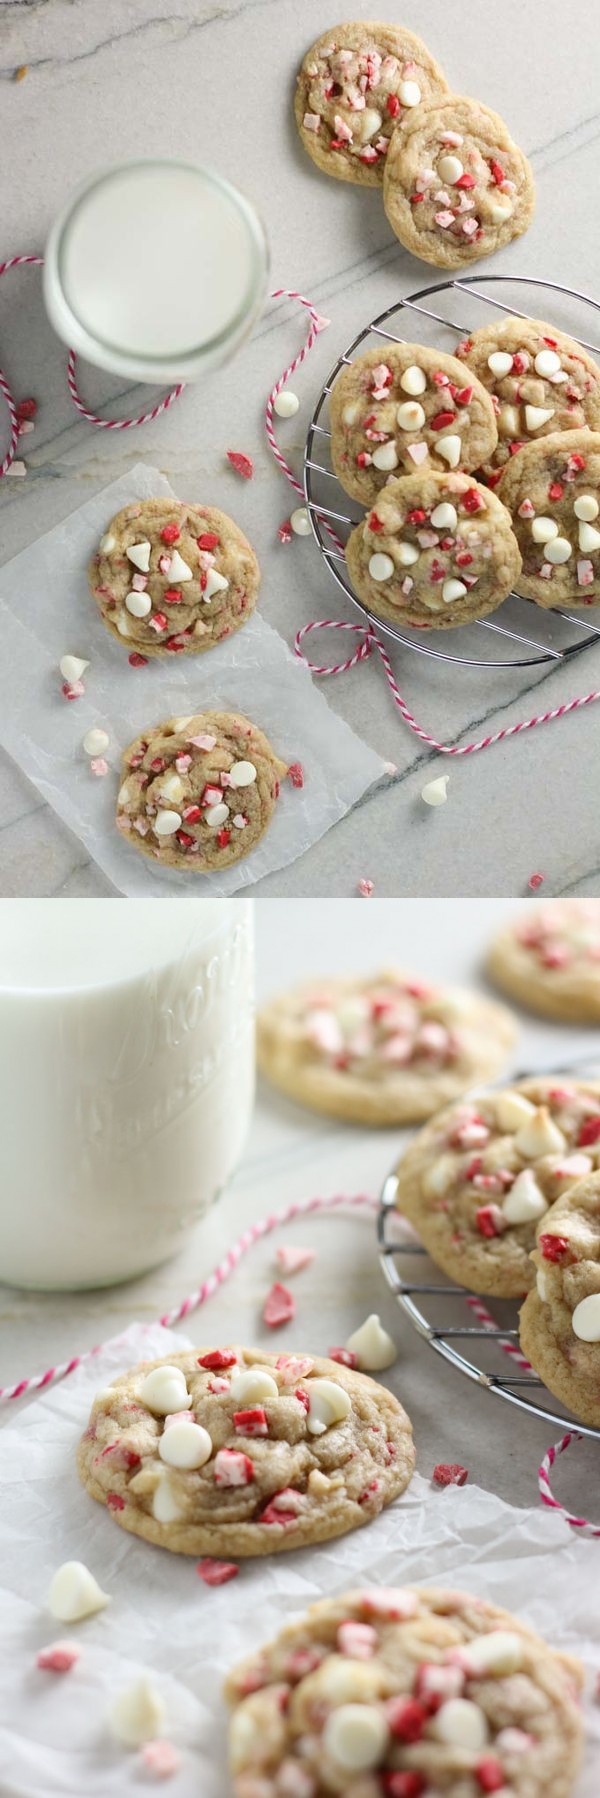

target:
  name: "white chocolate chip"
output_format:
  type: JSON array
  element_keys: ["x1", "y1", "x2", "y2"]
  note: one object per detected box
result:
[
  {"x1": 116, "y1": 614, "x2": 131, "y2": 637},
  {"x1": 152, "y1": 1473, "x2": 185, "y2": 1523},
  {"x1": 487, "y1": 351, "x2": 513, "y2": 377},
  {"x1": 361, "y1": 108, "x2": 383, "y2": 142},
  {"x1": 99, "y1": 533, "x2": 116, "y2": 554},
  {"x1": 578, "y1": 521, "x2": 600, "y2": 552},
  {"x1": 229, "y1": 1367, "x2": 278, "y2": 1403},
  {"x1": 396, "y1": 541, "x2": 420, "y2": 566},
  {"x1": 307, "y1": 1377, "x2": 351, "y2": 1435},
  {"x1": 488, "y1": 199, "x2": 513, "y2": 223},
  {"x1": 400, "y1": 365, "x2": 427, "y2": 396},
  {"x1": 421, "y1": 775, "x2": 449, "y2": 806},
  {"x1": 204, "y1": 802, "x2": 230, "y2": 828},
  {"x1": 126, "y1": 540, "x2": 151, "y2": 573},
  {"x1": 531, "y1": 517, "x2": 559, "y2": 543},
  {"x1": 536, "y1": 1268, "x2": 548, "y2": 1301},
  {"x1": 494, "y1": 1091, "x2": 536, "y2": 1132},
  {"x1": 345, "y1": 1313, "x2": 397, "y2": 1371},
  {"x1": 465, "y1": 1630, "x2": 524, "y2": 1676},
  {"x1": 545, "y1": 536, "x2": 573, "y2": 564},
  {"x1": 438, "y1": 154, "x2": 463, "y2": 184},
  {"x1": 125, "y1": 590, "x2": 152, "y2": 617},
  {"x1": 82, "y1": 727, "x2": 109, "y2": 757},
  {"x1": 442, "y1": 578, "x2": 467, "y2": 603},
  {"x1": 437, "y1": 435, "x2": 461, "y2": 468},
  {"x1": 396, "y1": 401, "x2": 426, "y2": 431},
  {"x1": 534, "y1": 349, "x2": 562, "y2": 377},
  {"x1": 118, "y1": 781, "x2": 131, "y2": 805},
  {"x1": 398, "y1": 79, "x2": 421, "y2": 107},
  {"x1": 574, "y1": 494, "x2": 599, "y2": 521},
  {"x1": 502, "y1": 1168, "x2": 548, "y2": 1225},
  {"x1": 158, "y1": 773, "x2": 184, "y2": 805},
  {"x1": 140, "y1": 1365, "x2": 190, "y2": 1414},
  {"x1": 323, "y1": 1704, "x2": 389, "y2": 1772},
  {"x1": 524, "y1": 405, "x2": 555, "y2": 432},
  {"x1": 343, "y1": 402, "x2": 361, "y2": 426},
  {"x1": 60, "y1": 654, "x2": 89, "y2": 683},
  {"x1": 168, "y1": 549, "x2": 193, "y2": 583},
  {"x1": 430, "y1": 502, "x2": 457, "y2": 530},
  {"x1": 499, "y1": 404, "x2": 520, "y2": 437},
  {"x1": 109, "y1": 1678, "x2": 166, "y2": 1748},
  {"x1": 204, "y1": 566, "x2": 229, "y2": 598},
  {"x1": 433, "y1": 1698, "x2": 489, "y2": 1751},
  {"x1": 513, "y1": 1106, "x2": 567, "y2": 1159},
  {"x1": 158, "y1": 1420, "x2": 212, "y2": 1470},
  {"x1": 48, "y1": 1561, "x2": 109, "y2": 1623},
  {"x1": 372, "y1": 442, "x2": 399, "y2": 472},
  {"x1": 274, "y1": 390, "x2": 299, "y2": 418},
  {"x1": 572, "y1": 1294, "x2": 600, "y2": 1341},
  {"x1": 423, "y1": 1153, "x2": 457, "y2": 1197},
  {"x1": 291, "y1": 508, "x2": 312, "y2": 536},
  {"x1": 154, "y1": 810, "x2": 183, "y2": 837},
  {"x1": 229, "y1": 760, "x2": 257, "y2": 788},
  {"x1": 369, "y1": 553, "x2": 395, "y2": 582}
]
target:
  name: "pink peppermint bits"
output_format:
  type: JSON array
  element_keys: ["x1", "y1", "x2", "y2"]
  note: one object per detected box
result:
[
  {"x1": 263, "y1": 1282, "x2": 296, "y2": 1327},
  {"x1": 37, "y1": 1640, "x2": 80, "y2": 1673},
  {"x1": 141, "y1": 1739, "x2": 182, "y2": 1778},
  {"x1": 328, "y1": 1346, "x2": 358, "y2": 1368},
  {"x1": 528, "y1": 872, "x2": 545, "y2": 890},
  {"x1": 433, "y1": 1463, "x2": 469, "y2": 1487},
  {"x1": 233, "y1": 1406, "x2": 268, "y2": 1437},
  {"x1": 278, "y1": 519, "x2": 293, "y2": 543},
  {"x1": 337, "y1": 1619, "x2": 377, "y2": 1659},
  {"x1": 287, "y1": 761, "x2": 304, "y2": 788},
  {"x1": 214, "y1": 1448, "x2": 254, "y2": 1487},
  {"x1": 227, "y1": 450, "x2": 254, "y2": 479},
  {"x1": 197, "y1": 1558, "x2": 239, "y2": 1586},
  {"x1": 275, "y1": 1245, "x2": 315, "y2": 1275},
  {"x1": 357, "y1": 878, "x2": 375, "y2": 897}
]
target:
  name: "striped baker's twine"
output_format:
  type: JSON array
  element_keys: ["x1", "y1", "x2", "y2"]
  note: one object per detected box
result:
[
  {"x1": 465, "y1": 1292, "x2": 532, "y2": 1371},
  {"x1": 538, "y1": 1431, "x2": 600, "y2": 1536}
]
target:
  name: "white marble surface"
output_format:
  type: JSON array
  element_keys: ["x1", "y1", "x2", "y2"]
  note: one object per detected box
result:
[
  {"x1": 2, "y1": 897, "x2": 599, "y2": 1520},
  {"x1": 2, "y1": 0, "x2": 600, "y2": 895}
]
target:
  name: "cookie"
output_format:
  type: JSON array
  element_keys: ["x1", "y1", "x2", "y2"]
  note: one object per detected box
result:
[
  {"x1": 116, "y1": 709, "x2": 288, "y2": 873},
  {"x1": 88, "y1": 499, "x2": 259, "y2": 657},
  {"x1": 520, "y1": 1171, "x2": 600, "y2": 1427},
  {"x1": 330, "y1": 342, "x2": 497, "y2": 505},
  {"x1": 383, "y1": 94, "x2": 535, "y2": 268},
  {"x1": 497, "y1": 429, "x2": 600, "y2": 607},
  {"x1": 256, "y1": 970, "x2": 517, "y2": 1126},
  {"x1": 226, "y1": 1586, "x2": 583, "y2": 1798},
  {"x1": 294, "y1": 23, "x2": 448, "y2": 188},
  {"x1": 394, "y1": 1076, "x2": 600, "y2": 1298},
  {"x1": 77, "y1": 1346, "x2": 415, "y2": 1557},
  {"x1": 487, "y1": 900, "x2": 600, "y2": 1023},
  {"x1": 457, "y1": 317, "x2": 600, "y2": 483},
  {"x1": 345, "y1": 469, "x2": 520, "y2": 631}
]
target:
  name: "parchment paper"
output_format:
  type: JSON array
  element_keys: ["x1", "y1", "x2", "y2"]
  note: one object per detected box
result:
[
  {"x1": 0, "y1": 1321, "x2": 598, "y2": 1796},
  {"x1": 0, "y1": 466, "x2": 385, "y2": 894}
]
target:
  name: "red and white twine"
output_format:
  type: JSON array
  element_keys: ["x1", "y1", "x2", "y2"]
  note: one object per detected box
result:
[
  {"x1": 538, "y1": 1431, "x2": 600, "y2": 1537},
  {"x1": 465, "y1": 1292, "x2": 532, "y2": 1371}
]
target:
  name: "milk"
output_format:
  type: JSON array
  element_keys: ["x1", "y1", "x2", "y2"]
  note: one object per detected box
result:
[
  {"x1": 0, "y1": 899, "x2": 254, "y2": 1290},
  {"x1": 43, "y1": 160, "x2": 269, "y2": 382}
]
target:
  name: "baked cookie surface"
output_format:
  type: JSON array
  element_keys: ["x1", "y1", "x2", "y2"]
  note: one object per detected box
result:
[
  {"x1": 77, "y1": 1346, "x2": 415, "y2": 1557},
  {"x1": 226, "y1": 1586, "x2": 583, "y2": 1798},
  {"x1": 345, "y1": 469, "x2": 520, "y2": 630},
  {"x1": 295, "y1": 22, "x2": 448, "y2": 187},
  {"x1": 330, "y1": 342, "x2": 497, "y2": 505},
  {"x1": 394, "y1": 1077, "x2": 600, "y2": 1298},
  {"x1": 487, "y1": 899, "x2": 600, "y2": 1022},
  {"x1": 498, "y1": 429, "x2": 600, "y2": 607},
  {"x1": 88, "y1": 499, "x2": 259, "y2": 656},
  {"x1": 383, "y1": 94, "x2": 535, "y2": 268},
  {"x1": 116, "y1": 709, "x2": 288, "y2": 873},
  {"x1": 520, "y1": 1171, "x2": 600, "y2": 1427},
  {"x1": 457, "y1": 317, "x2": 600, "y2": 482},
  {"x1": 257, "y1": 970, "x2": 516, "y2": 1126}
]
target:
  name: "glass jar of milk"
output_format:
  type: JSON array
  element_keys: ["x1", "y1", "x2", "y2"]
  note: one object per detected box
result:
[
  {"x1": 0, "y1": 899, "x2": 254, "y2": 1290},
  {"x1": 43, "y1": 160, "x2": 269, "y2": 383}
]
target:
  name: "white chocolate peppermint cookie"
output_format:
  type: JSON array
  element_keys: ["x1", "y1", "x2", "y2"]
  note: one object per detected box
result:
[
  {"x1": 394, "y1": 1077, "x2": 600, "y2": 1298},
  {"x1": 498, "y1": 429, "x2": 600, "y2": 607},
  {"x1": 89, "y1": 499, "x2": 260, "y2": 657},
  {"x1": 294, "y1": 23, "x2": 448, "y2": 188},
  {"x1": 383, "y1": 94, "x2": 535, "y2": 269},
  {"x1": 345, "y1": 469, "x2": 520, "y2": 630},
  {"x1": 457, "y1": 318, "x2": 600, "y2": 482},
  {"x1": 329, "y1": 342, "x2": 497, "y2": 505},
  {"x1": 488, "y1": 900, "x2": 600, "y2": 1023},
  {"x1": 77, "y1": 1347, "x2": 415, "y2": 1557},
  {"x1": 116, "y1": 709, "x2": 288, "y2": 874},
  {"x1": 225, "y1": 1585, "x2": 583, "y2": 1798},
  {"x1": 257, "y1": 970, "x2": 516, "y2": 1127},
  {"x1": 520, "y1": 1170, "x2": 600, "y2": 1426}
]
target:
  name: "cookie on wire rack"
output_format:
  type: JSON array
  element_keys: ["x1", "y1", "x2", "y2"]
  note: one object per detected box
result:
[{"x1": 345, "y1": 468, "x2": 521, "y2": 631}]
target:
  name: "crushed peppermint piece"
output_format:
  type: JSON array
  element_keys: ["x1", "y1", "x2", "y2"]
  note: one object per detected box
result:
[
  {"x1": 61, "y1": 679, "x2": 85, "y2": 700},
  {"x1": 357, "y1": 878, "x2": 375, "y2": 897},
  {"x1": 433, "y1": 1463, "x2": 469, "y2": 1487},
  {"x1": 140, "y1": 1739, "x2": 182, "y2": 1778},
  {"x1": 227, "y1": 450, "x2": 254, "y2": 479},
  {"x1": 90, "y1": 757, "x2": 109, "y2": 777},
  {"x1": 263, "y1": 1282, "x2": 296, "y2": 1327},
  {"x1": 275, "y1": 1245, "x2": 315, "y2": 1275},
  {"x1": 36, "y1": 1640, "x2": 80, "y2": 1673},
  {"x1": 196, "y1": 1558, "x2": 239, "y2": 1586},
  {"x1": 278, "y1": 519, "x2": 293, "y2": 543},
  {"x1": 528, "y1": 872, "x2": 545, "y2": 890},
  {"x1": 288, "y1": 761, "x2": 304, "y2": 787}
]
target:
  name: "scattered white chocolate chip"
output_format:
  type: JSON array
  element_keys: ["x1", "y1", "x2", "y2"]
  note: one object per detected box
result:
[
  {"x1": 572, "y1": 1294, "x2": 600, "y2": 1341},
  {"x1": 372, "y1": 442, "x2": 399, "y2": 472},
  {"x1": 487, "y1": 351, "x2": 513, "y2": 377},
  {"x1": 345, "y1": 1313, "x2": 397, "y2": 1371},
  {"x1": 274, "y1": 390, "x2": 300, "y2": 418},
  {"x1": 229, "y1": 1367, "x2": 278, "y2": 1403},
  {"x1": 578, "y1": 521, "x2": 600, "y2": 552},
  {"x1": 154, "y1": 810, "x2": 183, "y2": 837},
  {"x1": 437, "y1": 435, "x2": 461, "y2": 468},
  {"x1": 229, "y1": 760, "x2": 257, "y2": 788},
  {"x1": 421, "y1": 775, "x2": 449, "y2": 807},
  {"x1": 438, "y1": 154, "x2": 463, "y2": 183},
  {"x1": 125, "y1": 590, "x2": 152, "y2": 618},
  {"x1": 60, "y1": 655, "x2": 89, "y2": 683},
  {"x1": 396, "y1": 401, "x2": 426, "y2": 432},
  {"x1": 158, "y1": 1419, "x2": 212, "y2": 1470},
  {"x1": 109, "y1": 1678, "x2": 166, "y2": 1748},
  {"x1": 369, "y1": 553, "x2": 395, "y2": 582},
  {"x1": 361, "y1": 107, "x2": 383, "y2": 141},
  {"x1": 488, "y1": 199, "x2": 513, "y2": 223},
  {"x1": 204, "y1": 802, "x2": 230, "y2": 828},
  {"x1": 152, "y1": 1473, "x2": 185, "y2": 1523},
  {"x1": 531, "y1": 517, "x2": 559, "y2": 543},
  {"x1": 48, "y1": 1561, "x2": 109, "y2": 1623},
  {"x1": 126, "y1": 540, "x2": 151, "y2": 573},
  {"x1": 398, "y1": 79, "x2": 420, "y2": 107},
  {"x1": 168, "y1": 548, "x2": 193, "y2": 583},
  {"x1": 442, "y1": 578, "x2": 467, "y2": 603},
  {"x1": 99, "y1": 533, "x2": 116, "y2": 554},
  {"x1": 524, "y1": 405, "x2": 555, "y2": 432},
  {"x1": 433, "y1": 1698, "x2": 489, "y2": 1751},
  {"x1": 534, "y1": 349, "x2": 561, "y2": 377},
  {"x1": 290, "y1": 508, "x2": 312, "y2": 536},
  {"x1": 204, "y1": 567, "x2": 229, "y2": 597},
  {"x1": 140, "y1": 1365, "x2": 190, "y2": 1414},
  {"x1": 545, "y1": 536, "x2": 572, "y2": 564},
  {"x1": 465, "y1": 1630, "x2": 524, "y2": 1675},
  {"x1": 400, "y1": 365, "x2": 427, "y2": 396},
  {"x1": 323, "y1": 1703, "x2": 389, "y2": 1772},
  {"x1": 396, "y1": 541, "x2": 419, "y2": 566},
  {"x1": 574, "y1": 494, "x2": 599, "y2": 521},
  {"x1": 82, "y1": 727, "x2": 109, "y2": 757},
  {"x1": 502, "y1": 1168, "x2": 548, "y2": 1225},
  {"x1": 494, "y1": 1091, "x2": 536, "y2": 1133},
  {"x1": 307, "y1": 1377, "x2": 351, "y2": 1435},
  {"x1": 513, "y1": 1107, "x2": 566, "y2": 1158},
  {"x1": 431, "y1": 502, "x2": 457, "y2": 530}
]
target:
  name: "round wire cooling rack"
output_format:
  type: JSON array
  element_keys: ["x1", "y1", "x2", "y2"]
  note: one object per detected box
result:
[
  {"x1": 304, "y1": 272, "x2": 600, "y2": 670},
  {"x1": 376, "y1": 1053, "x2": 600, "y2": 1441}
]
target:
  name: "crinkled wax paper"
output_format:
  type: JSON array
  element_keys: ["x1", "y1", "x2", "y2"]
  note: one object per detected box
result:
[
  {"x1": 0, "y1": 466, "x2": 385, "y2": 894},
  {"x1": 0, "y1": 1321, "x2": 598, "y2": 1796}
]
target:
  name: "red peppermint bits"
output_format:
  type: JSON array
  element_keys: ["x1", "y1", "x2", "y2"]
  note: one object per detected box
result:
[
  {"x1": 197, "y1": 533, "x2": 220, "y2": 550},
  {"x1": 539, "y1": 1233, "x2": 570, "y2": 1261},
  {"x1": 433, "y1": 1463, "x2": 469, "y2": 1486},
  {"x1": 198, "y1": 1349, "x2": 237, "y2": 1369},
  {"x1": 548, "y1": 481, "x2": 564, "y2": 500},
  {"x1": 263, "y1": 1281, "x2": 296, "y2": 1327},
  {"x1": 490, "y1": 159, "x2": 506, "y2": 185},
  {"x1": 149, "y1": 756, "x2": 167, "y2": 773},
  {"x1": 410, "y1": 192, "x2": 425, "y2": 204},
  {"x1": 476, "y1": 1760, "x2": 505, "y2": 1794},
  {"x1": 368, "y1": 510, "x2": 385, "y2": 533},
  {"x1": 430, "y1": 410, "x2": 456, "y2": 431},
  {"x1": 214, "y1": 1448, "x2": 254, "y2": 1487},
  {"x1": 197, "y1": 1558, "x2": 239, "y2": 1586},
  {"x1": 476, "y1": 1204, "x2": 503, "y2": 1238},
  {"x1": 578, "y1": 1117, "x2": 600, "y2": 1147},
  {"x1": 183, "y1": 805, "x2": 202, "y2": 825},
  {"x1": 176, "y1": 830, "x2": 195, "y2": 850},
  {"x1": 455, "y1": 171, "x2": 476, "y2": 189},
  {"x1": 387, "y1": 93, "x2": 401, "y2": 117},
  {"x1": 128, "y1": 652, "x2": 148, "y2": 667},
  {"x1": 160, "y1": 523, "x2": 180, "y2": 544},
  {"x1": 328, "y1": 1346, "x2": 358, "y2": 1368},
  {"x1": 37, "y1": 1641, "x2": 80, "y2": 1672},
  {"x1": 528, "y1": 872, "x2": 545, "y2": 890},
  {"x1": 462, "y1": 488, "x2": 485, "y2": 513},
  {"x1": 386, "y1": 1697, "x2": 427, "y2": 1742},
  {"x1": 227, "y1": 449, "x2": 254, "y2": 479},
  {"x1": 106, "y1": 1492, "x2": 125, "y2": 1511},
  {"x1": 233, "y1": 1406, "x2": 268, "y2": 1436},
  {"x1": 163, "y1": 587, "x2": 183, "y2": 604},
  {"x1": 455, "y1": 386, "x2": 474, "y2": 406},
  {"x1": 381, "y1": 1775, "x2": 426, "y2": 1798},
  {"x1": 16, "y1": 396, "x2": 37, "y2": 421},
  {"x1": 216, "y1": 829, "x2": 231, "y2": 849},
  {"x1": 568, "y1": 452, "x2": 586, "y2": 471},
  {"x1": 407, "y1": 508, "x2": 427, "y2": 524},
  {"x1": 288, "y1": 761, "x2": 304, "y2": 789},
  {"x1": 149, "y1": 612, "x2": 168, "y2": 632}
]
